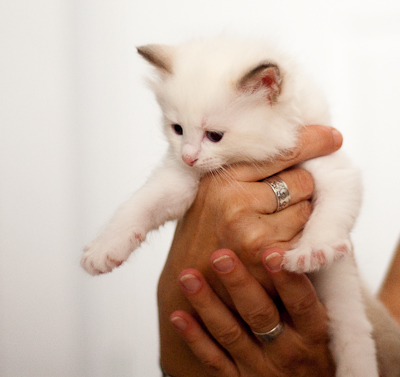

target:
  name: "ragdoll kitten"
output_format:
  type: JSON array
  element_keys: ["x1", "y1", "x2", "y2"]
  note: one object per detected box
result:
[{"x1": 82, "y1": 36, "x2": 385, "y2": 376}]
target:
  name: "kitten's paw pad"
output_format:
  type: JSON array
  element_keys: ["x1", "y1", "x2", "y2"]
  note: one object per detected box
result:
[
  {"x1": 80, "y1": 248, "x2": 128, "y2": 276},
  {"x1": 282, "y1": 248, "x2": 327, "y2": 273},
  {"x1": 283, "y1": 240, "x2": 351, "y2": 273},
  {"x1": 81, "y1": 230, "x2": 145, "y2": 275}
]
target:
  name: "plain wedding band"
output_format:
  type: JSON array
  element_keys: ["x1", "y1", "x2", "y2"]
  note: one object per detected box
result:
[{"x1": 252, "y1": 321, "x2": 285, "y2": 343}]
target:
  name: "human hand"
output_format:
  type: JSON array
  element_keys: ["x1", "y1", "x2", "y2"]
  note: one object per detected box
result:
[
  {"x1": 159, "y1": 125, "x2": 343, "y2": 374},
  {"x1": 169, "y1": 248, "x2": 335, "y2": 377}
]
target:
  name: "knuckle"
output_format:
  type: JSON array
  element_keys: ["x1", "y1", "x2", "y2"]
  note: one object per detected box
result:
[
  {"x1": 223, "y1": 202, "x2": 247, "y2": 226},
  {"x1": 202, "y1": 353, "x2": 227, "y2": 373},
  {"x1": 294, "y1": 169, "x2": 314, "y2": 199},
  {"x1": 240, "y1": 227, "x2": 267, "y2": 254},
  {"x1": 277, "y1": 340, "x2": 333, "y2": 376},
  {"x1": 279, "y1": 354, "x2": 314, "y2": 375},
  {"x1": 219, "y1": 209, "x2": 268, "y2": 252},
  {"x1": 310, "y1": 322, "x2": 330, "y2": 344},
  {"x1": 298, "y1": 201, "x2": 312, "y2": 223},
  {"x1": 279, "y1": 145, "x2": 302, "y2": 164},
  {"x1": 306, "y1": 311, "x2": 331, "y2": 344},
  {"x1": 279, "y1": 347, "x2": 307, "y2": 369},
  {"x1": 224, "y1": 270, "x2": 251, "y2": 290},
  {"x1": 285, "y1": 290, "x2": 318, "y2": 317},
  {"x1": 246, "y1": 304, "x2": 277, "y2": 330},
  {"x1": 220, "y1": 188, "x2": 252, "y2": 224},
  {"x1": 213, "y1": 323, "x2": 243, "y2": 347}
]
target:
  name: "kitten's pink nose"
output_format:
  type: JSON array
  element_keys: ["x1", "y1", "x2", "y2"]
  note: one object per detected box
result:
[{"x1": 182, "y1": 155, "x2": 198, "y2": 166}]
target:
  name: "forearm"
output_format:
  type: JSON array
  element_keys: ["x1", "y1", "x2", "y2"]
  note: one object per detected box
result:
[
  {"x1": 158, "y1": 208, "x2": 227, "y2": 376},
  {"x1": 379, "y1": 238, "x2": 400, "y2": 324}
]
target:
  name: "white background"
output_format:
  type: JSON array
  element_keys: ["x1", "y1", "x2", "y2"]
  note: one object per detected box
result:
[{"x1": 1, "y1": 1, "x2": 400, "y2": 376}]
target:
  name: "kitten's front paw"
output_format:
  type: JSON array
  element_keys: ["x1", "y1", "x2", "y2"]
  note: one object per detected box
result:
[
  {"x1": 81, "y1": 230, "x2": 145, "y2": 275},
  {"x1": 282, "y1": 239, "x2": 351, "y2": 273}
]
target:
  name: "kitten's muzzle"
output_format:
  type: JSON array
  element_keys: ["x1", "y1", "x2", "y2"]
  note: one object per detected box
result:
[{"x1": 182, "y1": 154, "x2": 198, "y2": 166}]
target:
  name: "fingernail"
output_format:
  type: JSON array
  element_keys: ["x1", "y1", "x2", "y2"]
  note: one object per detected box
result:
[
  {"x1": 331, "y1": 128, "x2": 343, "y2": 148},
  {"x1": 265, "y1": 252, "x2": 283, "y2": 271},
  {"x1": 212, "y1": 255, "x2": 234, "y2": 273},
  {"x1": 180, "y1": 274, "x2": 201, "y2": 292},
  {"x1": 171, "y1": 316, "x2": 188, "y2": 331}
]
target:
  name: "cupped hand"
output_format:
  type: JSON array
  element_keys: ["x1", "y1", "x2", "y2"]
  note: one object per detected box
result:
[
  {"x1": 158, "y1": 125, "x2": 342, "y2": 375},
  {"x1": 169, "y1": 249, "x2": 335, "y2": 377}
]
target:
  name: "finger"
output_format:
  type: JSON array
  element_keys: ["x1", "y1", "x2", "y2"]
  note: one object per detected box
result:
[
  {"x1": 247, "y1": 167, "x2": 314, "y2": 214},
  {"x1": 170, "y1": 310, "x2": 239, "y2": 377},
  {"x1": 229, "y1": 125, "x2": 343, "y2": 182},
  {"x1": 177, "y1": 269, "x2": 260, "y2": 362},
  {"x1": 226, "y1": 201, "x2": 312, "y2": 254},
  {"x1": 262, "y1": 248, "x2": 329, "y2": 342},
  {"x1": 210, "y1": 249, "x2": 281, "y2": 336},
  {"x1": 209, "y1": 249, "x2": 307, "y2": 364},
  {"x1": 266, "y1": 201, "x2": 312, "y2": 240}
]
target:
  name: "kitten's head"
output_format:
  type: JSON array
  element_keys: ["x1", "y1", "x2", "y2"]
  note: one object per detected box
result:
[{"x1": 137, "y1": 37, "x2": 306, "y2": 172}]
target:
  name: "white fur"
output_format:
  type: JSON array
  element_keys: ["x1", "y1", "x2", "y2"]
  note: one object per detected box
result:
[{"x1": 81, "y1": 36, "x2": 394, "y2": 376}]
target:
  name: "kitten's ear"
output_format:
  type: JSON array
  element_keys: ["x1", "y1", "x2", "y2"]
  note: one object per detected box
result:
[
  {"x1": 137, "y1": 44, "x2": 174, "y2": 75},
  {"x1": 237, "y1": 62, "x2": 282, "y2": 102}
]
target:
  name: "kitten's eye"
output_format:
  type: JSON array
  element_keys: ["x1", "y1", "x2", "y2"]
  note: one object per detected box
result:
[
  {"x1": 172, "y1": 124, "x2": 183, "y2": 135},
  {"x1": 206, "y1": 131, "x2": 224, "y2": 143}
]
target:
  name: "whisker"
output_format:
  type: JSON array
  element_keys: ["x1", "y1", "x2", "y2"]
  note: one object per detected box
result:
[
  {"x1": 210, "y1": 165, "x2": 256, "y2": 201},
  {"x1": 202, "y1": 157, "x2": 272, "y2": 205}
]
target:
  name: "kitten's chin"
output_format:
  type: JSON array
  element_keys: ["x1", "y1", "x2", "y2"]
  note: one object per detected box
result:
[
  {"x1": 193, "y1": 160, "x2": 223, "y2": 173},
  {"x1": 196, "y1": 166, "x2": 235, "y2": 178},
  {"x1": 192, "y1": 165, "x2": 216, "y2": 174}
]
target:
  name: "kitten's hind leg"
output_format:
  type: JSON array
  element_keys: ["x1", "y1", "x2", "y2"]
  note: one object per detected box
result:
[
  {"x1": 312, "y1": 258, "x2": 379, "y2": 377},
  {"x1": 81, "y1": 158, "x2": 199, "y2": 275}
]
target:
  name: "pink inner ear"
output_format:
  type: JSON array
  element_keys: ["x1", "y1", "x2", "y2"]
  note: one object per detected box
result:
[
  {"x1": 261, "y1": 67, "x2": 281, "y2": 102},
  {"x1": 262, "y1": 75, "x2": 275, "y2": 88},
  {"x1": 238, "y1": 63, "x2": 281, "y2": 102}
]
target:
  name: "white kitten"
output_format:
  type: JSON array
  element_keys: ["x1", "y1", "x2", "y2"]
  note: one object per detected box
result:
[{"x1": 81, "y1": 36, "x2": 392, "y2": 376}]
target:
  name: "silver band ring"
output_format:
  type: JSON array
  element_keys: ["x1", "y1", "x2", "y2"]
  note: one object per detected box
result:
[
  {"x1": 264, "y1": 176, "x2": 291, "y2": 212},
  {"x1": 252, "y1": 321, "x2": 284, "y2": 343}
]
